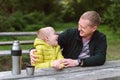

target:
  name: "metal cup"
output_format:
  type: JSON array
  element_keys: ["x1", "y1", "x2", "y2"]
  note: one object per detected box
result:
[{"x1": 26, "y1": 65, "x2": 35, "y2": 76}]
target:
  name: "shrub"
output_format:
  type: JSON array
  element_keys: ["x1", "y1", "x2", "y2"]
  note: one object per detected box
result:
[
  {"x1": 103, "y1": 0, "x2": 120, "y2": 32},
  {"x1": 24, "y1": 23, "x2": 45, "y2": 31},
  {"x1": 23, "y1": 12, "x2": 45, "y2": 24},
  {"x1": 0, "y1": 11, "x2": 62, "y2": 31},
  {"x1": 8, "y1": 12, "x2": 26, "y2": 31},
  {"x1": 0, "y1": 15, "x2": 14, "y2": 32}
]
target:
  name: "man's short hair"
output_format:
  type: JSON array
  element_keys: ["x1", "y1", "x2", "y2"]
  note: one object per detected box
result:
[{"x1": 80, "y1": 11, "x2": 101, "y2": 26}]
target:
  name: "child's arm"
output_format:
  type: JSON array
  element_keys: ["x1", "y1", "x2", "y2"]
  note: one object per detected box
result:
[
  {"x1": 35, "y1": 61, "x2": 53, "y2": 68},
  {"x1": 53, "y1": 46, "x2": 64, "y2": 70},
  {"x1": 56, "y1": 46, "x2": 64, "y2": 59},
  {"x1": 35, "y1": 59, "x2": 63, "y2": 70}
]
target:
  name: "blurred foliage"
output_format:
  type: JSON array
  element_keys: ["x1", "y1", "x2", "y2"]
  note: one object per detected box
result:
[
  {"x1": 103, "y1": 0, "x2": 120, "y2": 32},
  {"x1": 0, "y1": 0, "x2": 119, "y2": 32}
]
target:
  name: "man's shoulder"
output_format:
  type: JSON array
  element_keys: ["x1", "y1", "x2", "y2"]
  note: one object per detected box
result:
[
  {"x1": 66, "y1": 28, "x2": 78, "y2": 31},
  {"x1": 58, "y1": 27, "x2": 78, "y2": 42},
  {"x1": 59, "y1": 27, "x2": 78, "y2": 36},
  {"x1": 95, "y1": 30, "x2": 106, "y2": 37},
  {"x1": 64, "y1": 28, "x2": 78, "y2": 34},
  {"x1": 93, "y1": 30, "x2": 106, "y2": 40}
]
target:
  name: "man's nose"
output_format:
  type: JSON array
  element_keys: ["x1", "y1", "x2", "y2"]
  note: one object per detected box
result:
[
  {"x1": 78, "y1": 26, "x2": 81, "y2": 31},
  {"x1": 56, "y1": 35, "x2": 58, "y2": 38}
]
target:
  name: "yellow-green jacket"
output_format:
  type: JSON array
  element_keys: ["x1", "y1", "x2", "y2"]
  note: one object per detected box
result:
[{"x1": 32, "y1": 38, "x2": 64, "y2": 68}]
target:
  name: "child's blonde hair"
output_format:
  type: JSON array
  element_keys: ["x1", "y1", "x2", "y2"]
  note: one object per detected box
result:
[{"x1": 37, "y1": 27, "x2": 54, "y2": 40}]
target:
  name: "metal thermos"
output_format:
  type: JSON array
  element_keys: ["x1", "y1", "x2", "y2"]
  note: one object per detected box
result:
[{"x1": 11, "y1": 40, "x2": 22, "y2": 75}]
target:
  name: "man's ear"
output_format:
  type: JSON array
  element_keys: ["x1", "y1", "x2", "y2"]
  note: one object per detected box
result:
[{"x1": 92, "y1": 26, "x2": 97, "y2": 32}]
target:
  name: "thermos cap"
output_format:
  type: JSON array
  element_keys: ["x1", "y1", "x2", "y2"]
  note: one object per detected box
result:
[
  {"x1": 12, "y1": 40, "x2": 21, "y2": 50},
  {"x1": 11, "y1": 40, "x2": 22, "y2": 56}
]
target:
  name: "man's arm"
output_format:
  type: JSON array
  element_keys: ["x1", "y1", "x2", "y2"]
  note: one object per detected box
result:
[
  {"x1": 29, "y1": 49, "x2": 39, "y2": 65},
  {"x1": 82, "y1": 34, "x2": 107, "y2": 66}
]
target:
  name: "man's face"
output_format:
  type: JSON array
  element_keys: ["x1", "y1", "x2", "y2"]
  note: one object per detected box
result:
[{"x1": 78, "y1": 18, "x2": 97, "y2": 38}]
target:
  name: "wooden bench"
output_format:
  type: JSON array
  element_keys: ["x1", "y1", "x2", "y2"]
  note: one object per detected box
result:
[
  {"x1": 0, "y1": 32, "x2": 36, "y2": 45},
  {"x1": 0, "y1": 32, "x2": 36, "y2": 56}
]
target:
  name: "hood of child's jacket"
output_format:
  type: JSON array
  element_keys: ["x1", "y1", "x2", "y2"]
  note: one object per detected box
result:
[{"x1": 34, "y1": 38, "x2": 50, "y2": 48}]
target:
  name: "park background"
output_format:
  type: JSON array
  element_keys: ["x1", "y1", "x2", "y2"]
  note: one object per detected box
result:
[{"x1": 0, "y1": 0, "x2": 120, "y2": 71}]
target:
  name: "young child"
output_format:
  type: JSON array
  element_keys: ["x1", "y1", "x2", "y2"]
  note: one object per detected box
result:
[{"x1": 32, "y1": 27, "x2": 64, "y2": 70}]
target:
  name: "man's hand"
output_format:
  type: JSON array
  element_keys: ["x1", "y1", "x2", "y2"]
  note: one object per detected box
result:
[
  {"x1": 29, "y1": 49, "x2": 39, "y2": 64},
  {"x1": 61, "y1": 59, "x2": 79, "y2": 68}
]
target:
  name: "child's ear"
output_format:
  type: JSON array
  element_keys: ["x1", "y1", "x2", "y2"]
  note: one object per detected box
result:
[{"x1": 44, "y1": 36, "x2": 49, "y2": 41}]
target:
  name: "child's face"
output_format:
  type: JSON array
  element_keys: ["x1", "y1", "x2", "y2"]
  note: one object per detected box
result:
[{"x1": 47, "y1": 30, "x2": 58, "y2": 46}]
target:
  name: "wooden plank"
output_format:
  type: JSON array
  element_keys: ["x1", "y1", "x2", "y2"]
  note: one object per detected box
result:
[
  {"x1": 0, "y1": 40, "x2": 33, "y2": 45},
  {"x1": 0, "y1": 31, "x2": 62, "y2": 36},
  {"x1": 0, "y1": 32, "x2": 36, "y2": 36},
  {"x1": 0, "y1": 50, "x2": 29, "y2": 56}
]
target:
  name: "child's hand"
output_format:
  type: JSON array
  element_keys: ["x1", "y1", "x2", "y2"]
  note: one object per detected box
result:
[{"x1": 51, "y1": 60, "x2": 64, "y2": 70}]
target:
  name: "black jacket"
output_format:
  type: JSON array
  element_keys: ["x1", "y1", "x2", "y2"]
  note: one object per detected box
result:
[{"x1": 58, "y1": 28, "x2": 107, "y2": 67}]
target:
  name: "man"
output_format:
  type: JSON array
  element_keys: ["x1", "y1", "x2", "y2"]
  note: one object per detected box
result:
[{"x1": 30, "y1": 11, "x2": 107, "y2": 68}]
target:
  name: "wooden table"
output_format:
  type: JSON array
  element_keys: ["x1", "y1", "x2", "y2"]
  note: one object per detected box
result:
[{"x1": 1, "y1": 60, "x2": 120, "y2": 80}]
